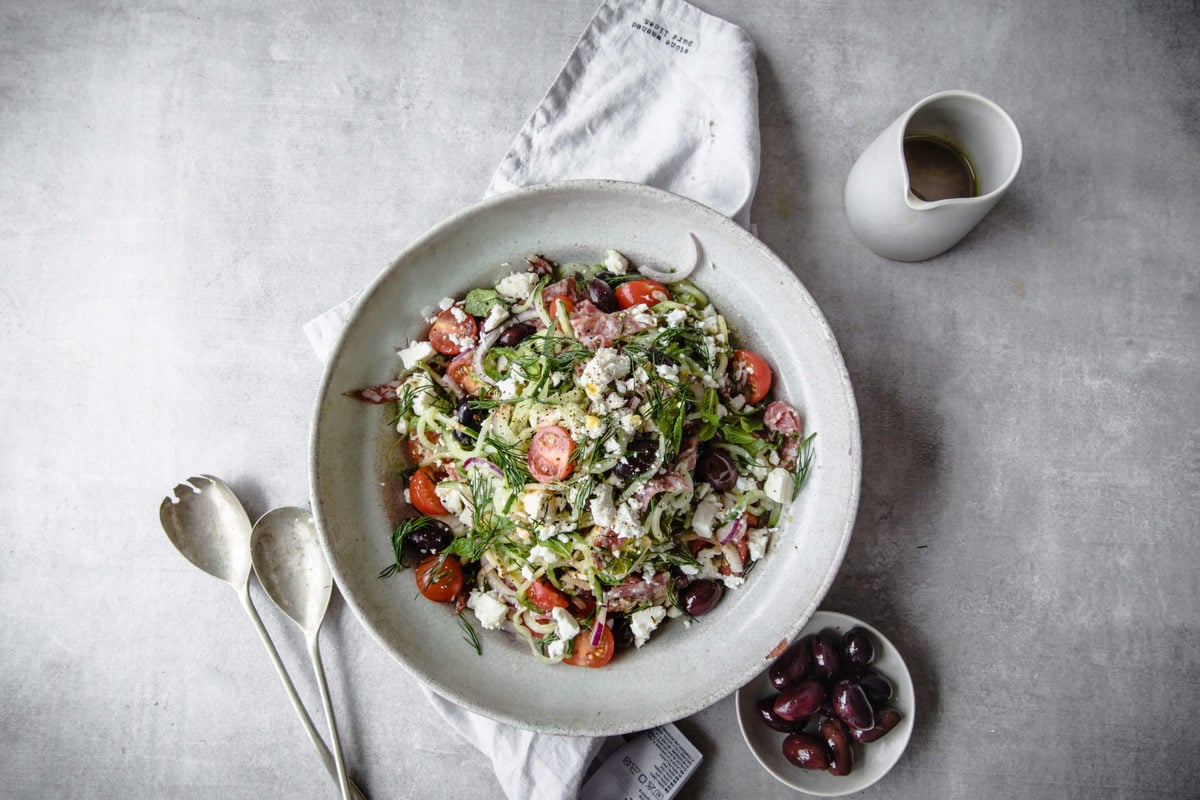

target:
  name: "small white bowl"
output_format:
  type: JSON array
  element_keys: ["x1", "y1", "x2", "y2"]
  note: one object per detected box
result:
[{"x1": 735, "y1": 611, "x2": 915, "y2": 796}]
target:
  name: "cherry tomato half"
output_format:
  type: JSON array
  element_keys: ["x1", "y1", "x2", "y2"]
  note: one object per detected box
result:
[
  {"x1": 527, "y1": 578, "x2": 570, "y2": 613},
  {"x1": 732, "y1": 349, "x2": 773, "y2": 405},
  {"x1": 528, "y1": 425, "x2": 576, "y2": 484},
  {"x1": 428, "y1": 305, "x2": 479, "y2": 356},
  {"x1": 415, "y1": 555, "x2": 463, "y2": 602},
  {"x1": 408, "y1": 468, "x2": 447, "y2": 516},
  {"x1": 565, "y1": 623, "x2": 615, "y2": 668},
  {"x1": 615, "y1": 279, "x2": 670, "y2": 310},
  {"x1": 446, "y1": 350, "x2": 482, "y2": 395}
]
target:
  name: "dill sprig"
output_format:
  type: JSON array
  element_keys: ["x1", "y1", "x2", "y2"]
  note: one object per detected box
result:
[
  {"x1": 790, "y1": 432, "x2": 817, "y2": 500},
  {"x1": 455, "y1": 612, "x2": 482, "y2": 656},
  {"x1": 378, "y1": 515, "x2": 434, "y2": 578},
  {"x1": 483, "y1": 433, "x2": 531, "y2": 491}
]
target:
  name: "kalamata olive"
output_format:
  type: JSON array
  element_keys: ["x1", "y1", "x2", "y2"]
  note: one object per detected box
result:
[
  {"x1": 856, "y1": 671, "x2": 893, "y2": 708},
  {"x1": 812, "y1": 631, "x2": 842, "y2": 681},
  {"x1": 452, "y1": 399, "x2": 486, "y2": 444},
  {"x1": 496, "y1": 322, "x2": 535, "y2": 348},
  {"x1": 781, "y1": 732, "x2": 830, "y2": 770},
  {"x1": 773, "y1": 680, "x2": 825, "y2": 722},
  {"x1": 695, "y1": 449, "x2": 737, "y2": 491},
  {"x1": 849, "y1": 707, "x2": 902, "y2": 743},
  {"x1": 756, "y1": 697, "x2": 806, "y2": 733},
  {"x1": 769, "y1": 635, "x2": 813, "y2": 692},
  {"x1": 842, "y1": 626, "x2": 875, "y2": 668},
  {"x1": 832, "y1": 680, "x2": 875, "y2": 731},
  {"x1": 819, "y1": 716, "x2": 853, "y2": 777},
  {"x1": 678, "y1": 578, "x2": 723, "y2": 616},
  {"x1": 399, "y1": 518, "x2": 454, "y2": 567},
  {"x1": 585, "y1": 278, "x2": 618, "y2": 312},
  {"x1": 610, "y1": 614, "x2": 636, "y2": 649},
  {"x1": 613, "y1": 437, "x2": 657, "y2": 480}
]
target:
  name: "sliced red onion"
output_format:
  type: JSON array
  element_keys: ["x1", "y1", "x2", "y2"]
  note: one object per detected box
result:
[
  {"x1": 717, "y1": 517, "x2": 743, "y2": 544},
  {"x1": 591, "y1": 606, "x2": 609, "y2": 647},
  {"x1": 635, "y1": 233, "x2": 700, "y2": 284},
  {"x1": 463, "y1": 457, "x2": 503, "y2": 478}
]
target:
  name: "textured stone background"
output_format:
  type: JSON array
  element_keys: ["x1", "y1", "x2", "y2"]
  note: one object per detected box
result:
[{"x1": 2, "y1": 1, "x2": 1197, "y2": 798}]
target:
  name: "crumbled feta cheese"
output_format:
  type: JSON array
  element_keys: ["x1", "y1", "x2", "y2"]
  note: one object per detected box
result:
[
  {"x1": 629, "y1": 606, "x2": 666, "y2": 647},
  {"x1": 448, "y1": 331, "x2": 477, "y2": 351},
  {"x1": 735, "y1": 475, "x2": 758, "y2": 493},
  {"x1": 522, "y1": 489, "x2": 547, "y2": 521},
  {"x1": 547, "y1": 639, "x2": 567, "y2": 660},
  {"x1": 496, "y1": 377, "x2": 520, "y2": 400},
  {"x1": 449, "y1": 305, "x2": 468, "y2": 323},
  {"x1": 580, "y1": 347, "x2": 631, "y2": 401},
  {"x1": 605, "y1": 392, "x2": 626, "y2": 411},
  {"x1": 495, "y1": 271, "x2": 539, "y2": 301},
  {"x1": 655, "y1": 362, "x2": 680, "y2": 381},
  {"x1": 616, "y1": 411, "x2": 641, "y2": 435},
  {"x1": 630, "y1": 305, "x2": 656, "y2": 328},
  {"x1": 665, "y1": 307, "x2": 688, "y2": 327},
  {"x1": 729, "y1": 394, "x2": 746, "y2": 412},
  {"x1": 468, "y1": 590, "x2": 509, "y2": 630},
  {"x1": 764, "y1": 468, "x2": 792, "y2": 504},
  {"x1": 604, "y1": 249, "x2": 629, "y2": 275},
  {"x1": 721, "y1": 574, "x2": 746, "y2": 590},
  {"x1": 482, "y1": 304, "x2": 510, "y2": 332},
  {"x1": 612, "y1": 500, "x2": 642, "y2": 539},
  {"x1": 679, "y1": 563, "x2": 700, "y2": 576},
  {"x1": 529, "y1": 544, "x2": 558, "y2": 566},
  {"x1": 748, "y1": 527, "x2": 771, "y2": 561},
  {"x1": 551, "y1": 606, "x2": 580, "y2": 641},
  {"x1": 438, "y1": 296, "x2": 455, "y2": 311},
  {"x1": 397, "y1": 340, "x2": 435, "y2": 370},
  {"x1": 584, "y1": 415, "x2": 605, "y2": 438},
  {"x1": 589, "y1": 484, "x2": 616, "y2": 528},
  {"x1": 603, "y1": 436, "x2": 622, "y2": 454}
]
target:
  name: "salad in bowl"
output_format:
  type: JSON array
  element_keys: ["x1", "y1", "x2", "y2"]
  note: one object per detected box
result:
[{"x1": 349, "y1": 249, "x2": 814, "y2": 668}]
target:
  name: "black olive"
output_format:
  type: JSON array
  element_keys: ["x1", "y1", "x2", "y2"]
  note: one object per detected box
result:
[
  {"x1": 452, "y1": 399, "x2": 486, "y2": 445},
  {"x1": 614, "y1": 437, "x2": 658, "y2": 480},
  {"x1": 695, "y1": 448, "x2": 737, "y2": 491},
  {"x1": 585, "y1": 278, "x2": 618, "y2": 312},
  {"x1": 496, "y1": 322, "x2": 535, "y2": 348},
  {"x1": 399, "y1": 518, "x2": 454, "y2": 567}
]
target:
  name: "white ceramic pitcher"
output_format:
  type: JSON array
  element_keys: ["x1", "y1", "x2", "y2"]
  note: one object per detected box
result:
[{"x1": 844, "y1": 90, "x2": 1022, "y2": 262}]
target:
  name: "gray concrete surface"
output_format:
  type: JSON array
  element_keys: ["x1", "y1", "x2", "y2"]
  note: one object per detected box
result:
[{"x1": 2, "y1": 1, "x2": 1198, "y2": 798}]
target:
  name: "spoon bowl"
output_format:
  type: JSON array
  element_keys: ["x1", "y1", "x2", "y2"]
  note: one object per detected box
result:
[
  {"x1": 159, "y1": 475, "x2": 252, "y2": 585},
  {"x1": 250, "y1": 507, "x2": 332, "y2": 633}
]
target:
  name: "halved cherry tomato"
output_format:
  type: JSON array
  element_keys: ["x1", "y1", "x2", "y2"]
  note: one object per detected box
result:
[
  {"x1": 527, "y1": 578, "x2": 570, "y2": 613},
  {"x1": 408, "y1": 468, "x2": 447, "y2": 516},
  {"x1": 528, "y1": 425, "x2": 576, "y2": 484},
  {"x1": 415, "y1": 555, "x2": 463, "y2": 602},
  {"x1": 428, "y1": 305, "x2": 479, "y2": 355},
  {"x1": 615, "y1": 279, "x2": 670, "y2": 309},
  {"x1": 446, "y1": 350, "x2": 481, "y2": 395},
  {"x1": 732, "y1": 349, "x2": 773, "y2": 405},
  {"x1": 565, "y1": 623, "x2": 615, "y2": 667}
]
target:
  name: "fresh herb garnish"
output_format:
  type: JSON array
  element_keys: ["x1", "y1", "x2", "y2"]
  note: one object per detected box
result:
[
  {"x1": 456, "y1": 612, "x2": 482, "y2": 655},
  {"x1": 378, "y1": 515, "x2": 434, "y2": 578},
  {"x1": 790, "y1": 432, "x2": 817, "y2": 500}
]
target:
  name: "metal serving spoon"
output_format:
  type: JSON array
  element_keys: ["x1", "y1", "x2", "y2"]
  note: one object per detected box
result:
[
  {"x1": 250, "y1": 507, "x2": 352, "y2": 800},
  {"x1": 159, "y1": 476, "x2": 366, "y2": 800}
]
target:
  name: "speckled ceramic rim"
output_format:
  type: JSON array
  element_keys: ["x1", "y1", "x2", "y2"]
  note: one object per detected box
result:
[
  {"x1": 310, "y1": 180, "x2": 862, "y2": 735},
  {"x1": 735, "y1": 611, "x2": 915, "y2": 795}
]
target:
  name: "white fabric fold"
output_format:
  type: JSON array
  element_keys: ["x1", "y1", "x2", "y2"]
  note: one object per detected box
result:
[{"x1": 305, "y1": 1, "x2": 760, "y2": 798}]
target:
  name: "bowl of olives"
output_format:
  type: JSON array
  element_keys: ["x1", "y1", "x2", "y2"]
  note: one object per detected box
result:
[{"x1": 735, "y1": 611, "x2": 914, "y2": 795}]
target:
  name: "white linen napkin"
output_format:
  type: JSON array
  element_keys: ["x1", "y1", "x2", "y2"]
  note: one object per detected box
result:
[{"x1": 306, "y1": 1, "x2": 760, "y2": 797}]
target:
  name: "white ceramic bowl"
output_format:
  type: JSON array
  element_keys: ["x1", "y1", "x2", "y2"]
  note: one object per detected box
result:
[
  {"x1": 735, "y1": 611, "x2": 915, "y2": 795},
  {"x1": 310, "y1": 180, "x2": 861, "y2": 735}
]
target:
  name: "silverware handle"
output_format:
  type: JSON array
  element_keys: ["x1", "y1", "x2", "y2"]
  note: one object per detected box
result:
[{"x1": 238, "y1": 585, "x2": 369, "y2": 800}]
